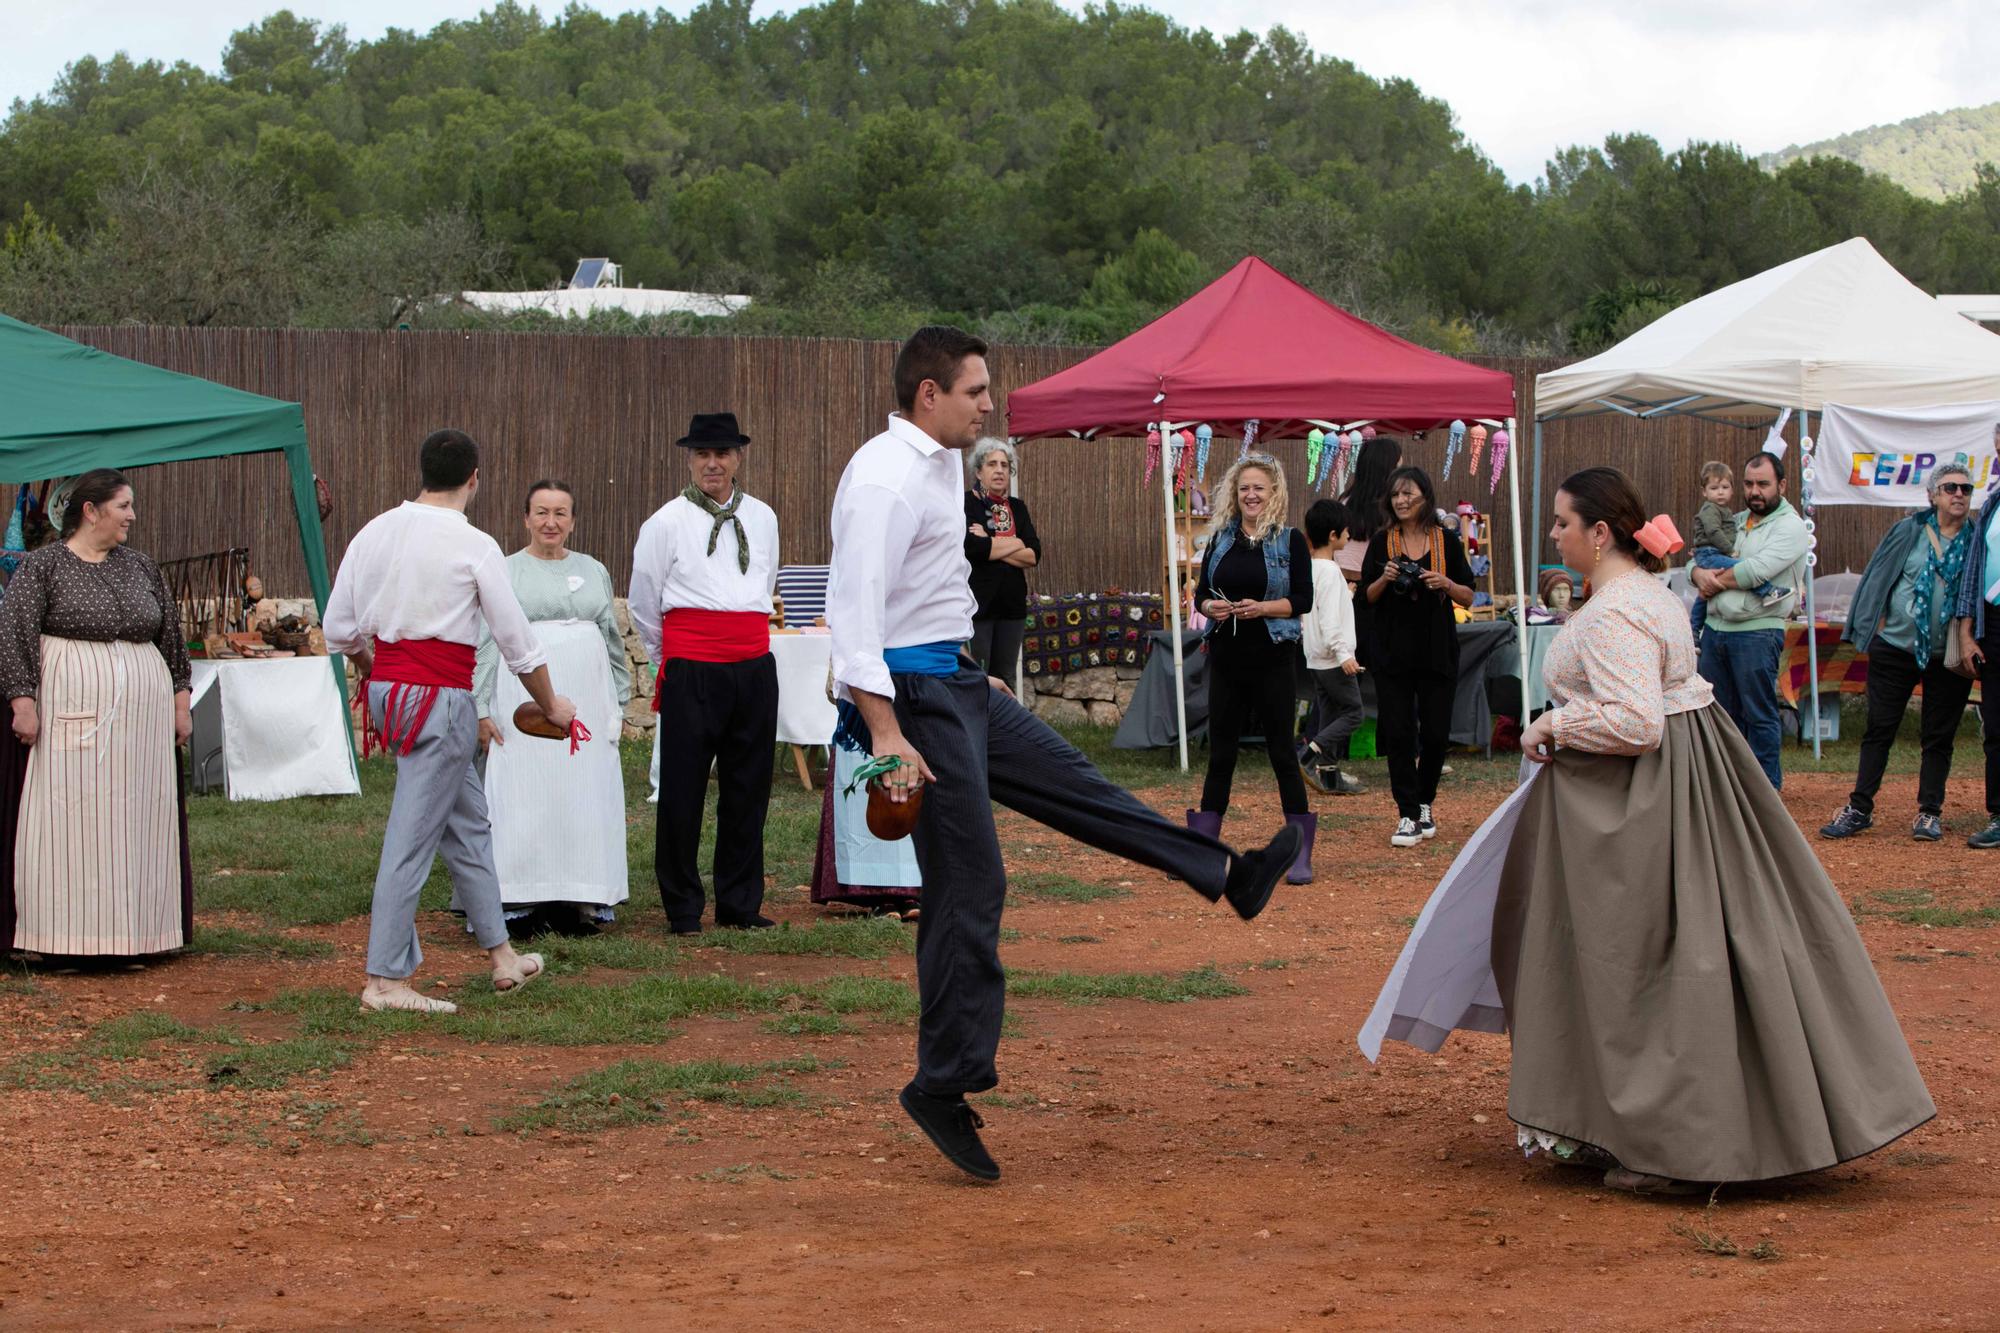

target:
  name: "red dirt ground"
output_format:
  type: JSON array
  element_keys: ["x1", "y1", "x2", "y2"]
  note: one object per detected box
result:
[{"x1": 2, "y1": 768, "x2": 1995, "y2": 1331}]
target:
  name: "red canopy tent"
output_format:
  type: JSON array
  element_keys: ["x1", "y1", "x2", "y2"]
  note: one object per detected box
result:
[{"x1": 1006, "y1": 257, "x2": 1521, "y2": 768}]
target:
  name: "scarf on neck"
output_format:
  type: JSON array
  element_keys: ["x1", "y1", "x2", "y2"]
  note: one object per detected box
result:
[
  {"x1": 1914, "y1": 509, "x2": 1972, "y2": 668},
  {"x1": 682, "y1": 484, "x2": 749, "y2": 574}
]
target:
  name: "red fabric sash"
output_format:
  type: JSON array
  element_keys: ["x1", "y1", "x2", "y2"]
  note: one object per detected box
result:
[
  {"x1": 652, "y1": 610, "x2": 770, "y2": 711},
  {"x1": 361, "y1": 638, "x2": 475, "y2": 757}
]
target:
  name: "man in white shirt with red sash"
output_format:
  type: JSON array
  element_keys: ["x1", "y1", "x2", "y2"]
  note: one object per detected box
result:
[
  {"x1": 325, "y1": 429, "x2": 576, "y2": 1014},
  {"x1": 629, "y1": 413, "x2": 781, "y2": 934},
  {"x1": 829, "y1": 327, "x2": 1303, "y2": 1182}
]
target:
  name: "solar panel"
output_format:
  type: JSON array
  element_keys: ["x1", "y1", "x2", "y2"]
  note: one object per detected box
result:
[{"x1": 570, "y1": 258, "x2": 608, "y2": 290}]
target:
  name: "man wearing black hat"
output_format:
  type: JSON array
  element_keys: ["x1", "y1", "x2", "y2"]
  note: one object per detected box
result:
[{"x1": 629, "y1": 413, "x2": 780, "y2": 933}]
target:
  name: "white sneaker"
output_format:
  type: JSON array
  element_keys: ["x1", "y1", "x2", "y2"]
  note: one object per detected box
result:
[
  {"x1": 1391, "y1": 817, "x2": 1422, "y2": 848},
  {"x1": 1418, "y1": 804, "x2": 1437, "y2": 840}
]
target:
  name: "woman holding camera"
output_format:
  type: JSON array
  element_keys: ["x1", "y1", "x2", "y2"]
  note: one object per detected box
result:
[{"x1": 1361, "y1": 465, "x2": 1474, "y2": 848}]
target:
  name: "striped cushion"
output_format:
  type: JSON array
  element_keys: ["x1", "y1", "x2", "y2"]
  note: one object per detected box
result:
[{"x1": 775, "y1": 564, "x2": 831, "y2": 628}]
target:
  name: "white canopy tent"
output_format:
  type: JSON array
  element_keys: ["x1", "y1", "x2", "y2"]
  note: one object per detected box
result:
[{"x1": 1532, "y1": 237, "x2": 2000, "y2": 754}]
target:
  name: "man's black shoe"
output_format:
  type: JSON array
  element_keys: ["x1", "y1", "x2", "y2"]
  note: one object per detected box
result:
[
  {"x1": 1222, "y1": 822, "x2": 1303, "y2": 921},
  {"x1": 668, "y1": 920, "x2": 703, "y2": 936},
  {"x1": 899, "y1": 1083, "x2": 1000, "y2": 1182},
  {"x1": 717, "y1": 913, "x2": 777, "y2": 929}
]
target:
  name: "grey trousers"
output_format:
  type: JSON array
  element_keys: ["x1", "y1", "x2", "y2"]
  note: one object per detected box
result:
[
  {"x1": 365, "y1": 684, "x2": 508, "y2": 977},
  {"x1": 895, "y1": 665, "x2": 1234, "y2": 1096}
]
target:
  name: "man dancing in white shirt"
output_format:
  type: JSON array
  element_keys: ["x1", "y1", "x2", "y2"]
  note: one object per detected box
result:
[
  {"x1": 829, "y1": 327, "x2": 1303, "y2": 1182},
  {"x1": 325, "y1": 429, "x2": 577, "y2": 1014}
]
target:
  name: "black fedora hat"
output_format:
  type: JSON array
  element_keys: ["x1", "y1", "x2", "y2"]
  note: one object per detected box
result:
[{"x1": 676, "y1": 412, "x2": 751, "y2": 448}]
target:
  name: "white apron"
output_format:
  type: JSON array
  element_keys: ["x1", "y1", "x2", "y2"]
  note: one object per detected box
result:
[
  {"x1": 830, "y1": 744, "x2": 922, "y2": 888},
  {"x1": 483, "y1": 620, "x2": 628, "y2": 907}
]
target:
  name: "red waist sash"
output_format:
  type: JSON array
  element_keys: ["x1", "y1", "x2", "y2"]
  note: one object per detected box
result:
[
  {"x1": 363, "y1": 638, "x2": 476, "y2": 757},
  {"x1": 652, "y1": 610, "x2": 770, "y2": 712}
]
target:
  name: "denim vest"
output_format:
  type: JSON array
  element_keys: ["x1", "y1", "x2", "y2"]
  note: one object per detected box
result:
[{"x1": 1205, "y1": 522, "x2": 1302, "y2": 643}]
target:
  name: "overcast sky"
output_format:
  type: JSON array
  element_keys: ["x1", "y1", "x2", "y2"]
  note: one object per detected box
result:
[{"x1": 2, "y1": 0, "x2": 1996, "y2": 184}]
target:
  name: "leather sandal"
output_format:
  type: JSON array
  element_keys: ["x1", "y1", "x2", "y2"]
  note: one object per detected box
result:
[{"x1": 493, "y1": 952, "x2": 545, "y2": 993}]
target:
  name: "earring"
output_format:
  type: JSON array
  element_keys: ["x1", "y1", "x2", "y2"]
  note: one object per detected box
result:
[{"x1": 1592, "y1": 541, "x2": 1603, "y2": 568}]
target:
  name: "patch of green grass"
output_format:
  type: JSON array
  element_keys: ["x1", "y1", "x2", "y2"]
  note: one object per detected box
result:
[
  {"x1": 1871, "y1": 888, "x2": 1934, "y2": 907},
  {"x1": 84, "y1": 1012, "x2": 204, "y2": 1059},
  {"x1": 206, "y1": 1035, "x2": 358, "y2": 1090},
  {"x1": 1668, "y1": 1217, "x2": 1738, "y2": 1257},
  {"x1": 187, "y1": 926, "x2": 335, "y2": 960},
  {"x1": 1886, "y1": 905, "x2": 2000, "y2": 929},
  {"x1": 691, "y1": 917, "x2": 913, "y2": 959},
  {"x1": 1, "y1": 1011, "x2": 206, "y2": 1101},
  {"x1": 204, "y1": 1096, "x2": 377, "y2": 1152},
  {"x1": 760, "y1": 1012, "x2": 855, "y2": 1037},
  {"x1": 1006, "y1": 964, "x2": 1249, "y2": 1006},
  {"x1": 802, "y1": 974, "x2": 923, "y2": 1024},
  {"x1": 1009, "y1": 872, "x2": 1130, "y2": 904},
  {"x1": 1056, "y1": 934, "x2": 1101, "y2": 945},
  {"x1": 0, "y1": 972, "x2": 39, "y2": 996},
  {"x1": 495, "y1": 1056, "x2": 820, "y2": 1133},
  {"x1": 976, "y1": 1093, "x2": 1042, "y2": 1110},
  {"x1": 529, "y1": 932, "x2": 683, "y2": 973}
]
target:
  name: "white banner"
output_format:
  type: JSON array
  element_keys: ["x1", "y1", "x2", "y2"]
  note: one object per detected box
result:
[{"x1": 1813, "y1": 400, "x2": 2000, "y2": 507}]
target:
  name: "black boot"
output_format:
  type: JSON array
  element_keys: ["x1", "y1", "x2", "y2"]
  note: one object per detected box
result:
[
  {"x1": 899, "y1": 1082, "x2": 1000, "y2": 1181},
  {"x1": 1221, "y1": 822, "x2": 1303, "y2": 921}
]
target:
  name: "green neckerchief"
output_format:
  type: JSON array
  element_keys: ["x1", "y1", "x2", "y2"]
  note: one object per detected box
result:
[
  {"x1": 1913, "y1": 509, "x2": 1971, "y2": 668},
  {"x1": 681, "y1": 483, "x2": 749, "y2": 574}
]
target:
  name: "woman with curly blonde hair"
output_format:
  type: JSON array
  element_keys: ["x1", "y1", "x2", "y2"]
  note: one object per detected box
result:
[{"x1": 1188, "y1": 453, "x2": 1316, "y2": 883}]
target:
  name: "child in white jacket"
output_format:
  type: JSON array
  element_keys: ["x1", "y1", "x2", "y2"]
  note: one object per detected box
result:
[{"x1": 1302, "y1": 499, "x2": 1366, "y2": 795}]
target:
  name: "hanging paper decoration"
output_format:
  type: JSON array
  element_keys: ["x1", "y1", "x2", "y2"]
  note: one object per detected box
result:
[
  {"x1": 1194, "y1": 424, "x2": 1213, "y2": 484},
  {"x1": 1144, "y1": 426, "x2": 1161, "y2": 485},
  {"x1": 1175, "y1": 430, "x2": 1195, "y2": 492},
  {"x1": 1443, "y1": 420, "x2": 1466, "y2": 480},
  {"x1": 1305, "y1": 428, "x2": 1326, "y2": 485},
  {"x1": 1468, "y1": 423, "x2": 1489, "y2": 479},
  {"x1": 1487, "y1": 428, "x2": 1509, "y2": 494},
  {"x1": 1241, "y1": 419, "x2": 1259, "y2": 456},
  {"x1": 1361, "y1": 425, "x2": 1377, "y2": 441}
]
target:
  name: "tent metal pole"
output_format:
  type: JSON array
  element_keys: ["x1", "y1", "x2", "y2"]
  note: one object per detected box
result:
[
  {"x1": 1505, "y1": 415, "x2": 1529, "y2": 718},
  {"x1": 1009, "y1": 449, "x2": 1024, "y2": 702},
  {"x1": 1530, "y1": 419, "x2": 1546, "y2": 584},
  {"x1": 284, "y1": 440, "x2": 357, "y2": 775},
  {"x1": 1161, "y1": 418, "x2": 1189, "y2": 771},
  {"x1": 1801, "y1": 410, "x2": 1822, "y2": 761}
]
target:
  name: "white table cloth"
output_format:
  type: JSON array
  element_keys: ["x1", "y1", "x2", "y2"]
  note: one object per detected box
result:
[
  {"x1": 770, "y1": 632, "x2": 837, "y2": 745},
  {"x1": 189, "y1": 657, "x2": 361, "y2": 802}
]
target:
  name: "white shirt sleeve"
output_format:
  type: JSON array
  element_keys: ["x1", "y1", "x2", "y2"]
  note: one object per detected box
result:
[
  {"x1": 473, "y1": 548, "x2": 547, "y2": 675},
  {"x1": 629, "y1": 515, "x2": 670, "y2": 667},
  {"x1": 1328, "y1": 569, "x2": 1358, "y2": 666},
  {"x1": 322, "y1": 550, "x2": 364, "y2": 657},
  {"x1": 830, "y1": 481, "x2": 918, "y2": 700}
]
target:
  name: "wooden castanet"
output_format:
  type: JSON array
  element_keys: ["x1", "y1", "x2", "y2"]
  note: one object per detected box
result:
[
  {"x1": 865, "y1": 782, "x2": 923, "y2": 841},
  {"x1": 512, "y1": 701, "x2": 569, "y2": 740}
]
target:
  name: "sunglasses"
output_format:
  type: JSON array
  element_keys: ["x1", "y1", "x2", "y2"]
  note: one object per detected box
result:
[{"x1": 1938, "y1": 482, "x2": 1975, "y2": 496}]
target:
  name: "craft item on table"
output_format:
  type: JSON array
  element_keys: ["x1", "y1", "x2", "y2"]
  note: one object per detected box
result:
[
  {"x1": 1194, "y1": 424, "x2": 1213, "y2": 483},
  {"x1": 1487, "y1": 428, "x2": 1510, "y2": 493},
  {"x1": 1145, "y1": 426, "x2": 1162, "y2": 484},
  {"x1": 1456, "y1": 503, "x2": 1480, "y2": 555},
  {"x1": 1306, "y1": 428, "x2": 1326, "y2": 486},
  {"x1": 1444, "y1": 419, "x2": 1467, "y2": 480},
  {"x1": 1468, "y1": 423, "x2": 1489, "y2": 478},
  {"x1": 1535, "y1": 568, "x2": 1575, "y2": 621},
  {"x1": 1020, "y1": 592, "x2": 1164, "y2": 675}
]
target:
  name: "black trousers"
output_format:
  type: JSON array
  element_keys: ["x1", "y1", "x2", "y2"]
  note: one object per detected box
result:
[
  {"x1": 1849, "y1": 639, "x2": 1976, "y2": 818},
  {"x1": 1982, "y1": 621, "x2": 2000, "y2": 818},
  {"x1": 968, "y1": 615, "x2": 1024, "y2": 679},
  {"x1": 1200, "y1": 652, "x2": 1309, "y2": 815},
  {"x1": 655, "y1": 654, "x2": 778, "y2": 928},
  {"x1": 894, "y1": 665, "x2": 1233, "y2": 1096},
  {"x1": 1375, "y1": 669, "x2": 1455, "y2": 820}
]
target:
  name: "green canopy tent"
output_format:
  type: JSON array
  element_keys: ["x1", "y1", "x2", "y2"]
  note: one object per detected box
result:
[{"x1": 0, "y1": 313, "x2": 350, "y2": 761}]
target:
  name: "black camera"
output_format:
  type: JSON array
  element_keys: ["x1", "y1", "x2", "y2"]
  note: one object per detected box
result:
[{"x1": 1389, "y1": 557, "x2": 1427, "y2": 598}]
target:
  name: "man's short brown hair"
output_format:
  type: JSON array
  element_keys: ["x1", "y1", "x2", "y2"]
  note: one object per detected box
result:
[{"x1": 894, "y1": 325, "x2": 989, "y2": 413}]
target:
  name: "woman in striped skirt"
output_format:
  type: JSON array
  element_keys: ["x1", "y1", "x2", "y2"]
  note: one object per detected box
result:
[{"x1": 0, "y1": 469, "x2": 194, "y2": 957}]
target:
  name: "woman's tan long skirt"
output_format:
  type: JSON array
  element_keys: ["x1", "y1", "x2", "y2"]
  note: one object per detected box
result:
[
  {"x1": 1493, "y1": 704, "x2": 1935, "y2": 1183},
  {"x1": 10, "y1": 636, "x2": 185, "y2": 955}
]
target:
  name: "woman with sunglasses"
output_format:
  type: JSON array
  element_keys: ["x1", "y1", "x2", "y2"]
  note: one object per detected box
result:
[{"x1": 1820, "y1": 462, "x2": 1981, "y2": 842}]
